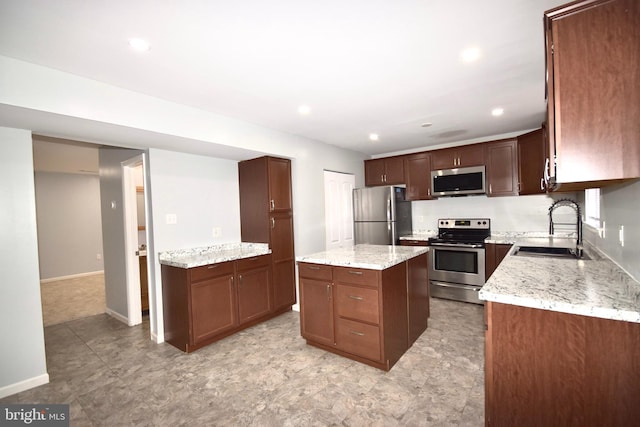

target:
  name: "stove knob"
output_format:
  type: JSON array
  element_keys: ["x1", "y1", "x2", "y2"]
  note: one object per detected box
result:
[{"x1": 483, "y1": 221, "x2": 487, "y2": 225}]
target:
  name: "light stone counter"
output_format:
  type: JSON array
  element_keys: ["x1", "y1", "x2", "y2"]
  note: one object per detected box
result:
[
  {"x1": 296, "y1": 244, "x2": 429, "y2": 270},
  {"x1": 159, "y1": 242, "x2": 271, "y2": 269},
  {"x1": 479, "y1": 240, "x2": 640, "y2": 323},
  {"x1": 399, "y1": 231, "x2": 437, "y2": 242},
  {"x1": 485, "y1": 231, "x2": 577, "y2": 245}
]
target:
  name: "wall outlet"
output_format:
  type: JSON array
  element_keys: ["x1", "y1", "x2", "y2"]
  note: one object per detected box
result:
[
  {"x1": 619, "y1": 225, "x2": 624, "y2": 247},
  {"x1": 418, "y1": 215, "x2": 424, "y2": 223},
  {"x1": 96, "y1": 253, "x2": 102, "y2": 260},
  {"x1": 213, "y1": 227, "x2": 222, "y2": 238},
  {"x1": 166, "y1": 214, "x2": 177, "y2": 225}
]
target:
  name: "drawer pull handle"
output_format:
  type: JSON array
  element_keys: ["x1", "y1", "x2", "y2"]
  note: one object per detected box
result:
[
  {"x1": 207, "y1": 265, "x2": 218, "y2": 269},
  {"x1": 308, "y1": 266, "x2": 321, "y2": 270},
  {"x1": 350, "y1": 330, "x2": 365, "y2": 337},
  {"x1": 348, "y1": 295, "x2": 364, "y2": 301},
  {"x1": 248, "y1": 257, "x2": 259, "y2": 261},
  {"x1": 348, "y1": 271, "x2": 363, "y2": 275}
]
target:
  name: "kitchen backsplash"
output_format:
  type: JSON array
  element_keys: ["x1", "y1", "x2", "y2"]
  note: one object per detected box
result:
[{"x1": 411, "y1": 193, "x2": 574, "y2": 234}]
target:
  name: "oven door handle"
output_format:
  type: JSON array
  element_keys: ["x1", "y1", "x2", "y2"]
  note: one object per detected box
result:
[
  {"x1": 430, "y1": 280, "x2": 482, "y2": 291},
  {"x1": 429, "y1": 242, "x2": 484, "y2": 249}
]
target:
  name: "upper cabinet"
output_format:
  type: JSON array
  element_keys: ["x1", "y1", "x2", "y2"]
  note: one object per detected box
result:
[
  {"x1": 364, "y1": 156, "x2": 405, "y2": 186},
  {"x1": 544, "y1": 0, "x2": 640, "y2": 191},
  {"x1": 485, "y1": 139, "x2": 519, "y2": 197},
  {"x1": 431, "y1": 144, "x2": 485, "y2": 170},
  {"x1": 517, "y1": 128, "x2": 547, "y2": 195},
  {"x1": 404, "y1": 152, "x2": 433, "y2": 200}
]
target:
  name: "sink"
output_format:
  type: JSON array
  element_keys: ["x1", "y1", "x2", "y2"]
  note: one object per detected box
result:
[{"x1": 513, "y1": 245, "x2": 589, "y2": 260}]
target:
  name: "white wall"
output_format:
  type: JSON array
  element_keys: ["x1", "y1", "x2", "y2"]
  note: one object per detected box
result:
[
  {"x1": 412, "y1": 193, "x2": 573, "y2": 233},
  {"x1": 0, "y1": 127, "x2": 48, "y2": 398},
  {"x1": 34, "y1": 171, "x2": 104, "y2": 279}
]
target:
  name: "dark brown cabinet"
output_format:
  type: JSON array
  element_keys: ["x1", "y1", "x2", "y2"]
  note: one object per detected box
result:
[
  {"x1": 517, "y1": 128, "x2": 547, "y2": 195},
  {"x1": 404, "y1": 152, "x2": 433, "y2": 200},
  {"x1": 364, "y1": 156, "x2": 405, "y2": 186},
  {"x1": 431, "y1": 144, "x2": 484, "y2": 170},
  {"x1": 239, "y1": 156, "x2": 296, "y2": 314},
  {"x1": 236, "y1": 256, "x2": 272, "y2": 325},
  {"x1": 298, "y1": 253, "x2": 429, "y2": 371},
  {"x1": 485, "y1": 243, "x2": 512, "y2": 281},
  {"x1": 139, "y1": 255, "x2": 149, "y2": 312},
  {"x1": 485, "y1": 301, "x2": 640, "y2": 426},
  {"x1": 485, "y1": 139, "x2": 518, "y2": 197},
  {"x1": 544, "y1": 0, "x2": 640, "y2": 191},
  {"x1": 190, "y1": 267, "x2": 237, "y2": 344}
]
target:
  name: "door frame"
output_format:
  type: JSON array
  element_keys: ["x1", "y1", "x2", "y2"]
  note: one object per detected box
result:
[{"x1": 121, "y1": 153, "x2": 150, "y2": 326}]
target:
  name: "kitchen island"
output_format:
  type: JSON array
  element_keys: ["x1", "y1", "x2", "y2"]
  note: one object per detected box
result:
[
  {"x1": 296, "y1": 244, "x2": 429, "y2": 370},
  {"x1": 479, "y1": 241, "x2": 640, "y2": 426}
]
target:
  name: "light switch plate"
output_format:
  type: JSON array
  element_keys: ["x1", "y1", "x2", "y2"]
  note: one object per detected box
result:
[{"x1": 166, "y1": 214, "x2": 177, "y2": 225}]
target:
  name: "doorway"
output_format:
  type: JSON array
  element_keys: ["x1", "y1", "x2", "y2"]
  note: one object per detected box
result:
[{"x1": 323, "y1": 170, "x2": 355, "y2": 250}]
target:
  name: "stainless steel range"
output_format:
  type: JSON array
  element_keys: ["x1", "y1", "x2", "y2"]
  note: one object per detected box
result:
[{"x1": 428, "y1": 218, "x2": 490, "y2": 305}]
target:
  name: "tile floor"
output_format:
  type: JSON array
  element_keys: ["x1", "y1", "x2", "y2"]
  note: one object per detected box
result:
[
  {"x1": 40, "y1": 273, "x2": 106, "y2": 326},
  {"x1": 2, "y1": 298, "x2": 485, "y2": 426}
]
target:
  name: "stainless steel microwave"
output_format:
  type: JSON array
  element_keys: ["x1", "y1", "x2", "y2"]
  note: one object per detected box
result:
[{"x1": 431, "y1": 165, "x2": 486, "y2": 197}]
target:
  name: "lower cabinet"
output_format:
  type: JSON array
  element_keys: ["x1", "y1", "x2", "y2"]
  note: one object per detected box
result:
[
  {"x1": 299, "y1": 253, "x2": 429, "y2": 371},
  {"x1": 485, "y1": 243, "x2": 512, "y2": 281},
  {"x1": 485, "y1": 301, "x2": 640, "y2": 426},
  {"x1": 162, "y1": 254, "x2": 274, "y2": 352}
]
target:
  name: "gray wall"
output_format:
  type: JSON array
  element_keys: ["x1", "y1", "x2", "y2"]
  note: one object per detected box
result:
[
  {"x1": 0, "y1": 127, "x2": 48, "y2": 397},
  {"x1": 34, "y1": 171, "x2": 104, "y2": 280},
  {"x1": 99, "y1": 147, "x2": 143, "y2": 319},
  {"x1": 583, "y1": 180, "x2": 640, "y2": 281}
]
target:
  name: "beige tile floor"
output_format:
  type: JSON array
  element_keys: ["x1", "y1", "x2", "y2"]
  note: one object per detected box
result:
[
  {"x1": 40, "y1": 273, "x2": 106, "y2": 326},
  {"x1": 3, "y1": 297, "x2": 485, "y2": 426}
]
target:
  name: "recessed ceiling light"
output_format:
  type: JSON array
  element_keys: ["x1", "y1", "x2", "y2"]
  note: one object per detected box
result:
[
  {"x1": 128, "y1": 38, "x2": 150, "y2": 52},
  {"x1": 421, "y1": 122, "x2": 433, "y2": 128},
  {"x1": 460, "y1": 47, "x2": 481, "y2": 63},
  {"x1": 369, "y1": 133, "x2": 379, "y2": 141},
  {"x1": 298, "y1": 105, "x2": 311, "y2": 115},
  {"x1": 491, "y1": 107, "x2": 505, "y2": 117}
]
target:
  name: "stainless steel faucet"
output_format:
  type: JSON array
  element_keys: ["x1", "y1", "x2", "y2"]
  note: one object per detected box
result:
[{"x1": 549, "y1": 198, "x2": 583, "y2": 258}]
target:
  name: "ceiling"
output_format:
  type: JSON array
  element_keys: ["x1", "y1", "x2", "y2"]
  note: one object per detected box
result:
[{"x1": 0, "y1": 0, "x2": 564, "y2": 157}]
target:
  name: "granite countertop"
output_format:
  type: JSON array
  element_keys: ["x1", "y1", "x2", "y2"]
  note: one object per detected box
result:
[
  {"x1": 479, "y1": 238, "x2": 640, "y2": 323},
  {"x1": 159, "y1": 242, "x2": 271, "y2": 269},
  {"x1": 399, "y1": 231, "x2": 437, "y2": 241},
  {"x1": 296, "y1": 244, "x2": 429, "y2": 270}
]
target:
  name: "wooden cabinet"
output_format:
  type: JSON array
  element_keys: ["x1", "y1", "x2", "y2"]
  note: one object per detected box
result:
[
  {"x1": 517, "y1": 128, "x2": 547, "y2": 195},
  {"x1": 139, "y1": 255, "x2": 149, "y2": 312},
  {"x1": 485, "y1": 243, "x2": 512, "y2": 281},
  {"x1": 364, "y1": 156, "x2": 405, "y2": 186},
  {"x1": 431, "y1": 144, "x2": 484, "y2": 170},
  {"x1": 485, "y1": 139, "x2": 518, "y2": 197},
  {"x1": 239, "y1": 156, "x2": 296, "y2": 313},
  {"x1": 404, "y1": 152, "x2": 433, "y2": 200},
  {"x1": 161, "y1": 254, "x2": 273, "y2": 353},
  {"x1": 299, "y1": 263, "x2": 334, "y2": 346},
  {"x1": 544, "y1": 0, "x2": 640, "y2": 191},
  {"x1": 400, "y1": 239, "x2": 429, "y2": 247},
  {"x1": 485, "y1": 301, "x2": 640, "y2": 426},
  {"x1": 298, "y1": 254, "x2": 429, "y2": 371}
]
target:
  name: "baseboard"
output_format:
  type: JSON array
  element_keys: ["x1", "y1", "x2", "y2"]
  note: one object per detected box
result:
[
  {"x1": 105, "y1": 308, "x2": 129, "y2": 325},
  {"x1": 0, "y1": 373, "x2": 49, "y2": 399},
  {"x1": 40, "y1": 270, "x2": 104, "y2": 284}
]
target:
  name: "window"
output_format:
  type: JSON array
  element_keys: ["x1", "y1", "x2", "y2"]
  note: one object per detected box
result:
[{"x1": 584, "y1": 188, "x2": 601, "y2": 228}]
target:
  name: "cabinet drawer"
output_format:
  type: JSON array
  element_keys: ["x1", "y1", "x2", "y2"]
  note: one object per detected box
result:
[
  {"x1": 333, "y1": 266, "x2": 378, "y2": 287},
  {"x1": 189, "y1": 261, "x2": 234, "y2": 283},
  {"x1": 298, "y1": 263, "x2": 333, "y2": 281},
  {"x1": 335, "y1": 318, "x2": 381, "y2": 362},
  {"x1": 236, "y1": 254, "x2": 271, "y2": 272},
  {"x1": 335, "y1": 284, "x2": 379, "y2": 324}
]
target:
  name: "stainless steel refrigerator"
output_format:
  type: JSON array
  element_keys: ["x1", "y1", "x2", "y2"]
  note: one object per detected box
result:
[{"x1": 353, "y1": 186, "x2": 412, "y2": 245}]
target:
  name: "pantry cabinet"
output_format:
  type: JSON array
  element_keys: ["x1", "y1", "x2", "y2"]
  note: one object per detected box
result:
[
  {"x1": 485, "y1": 139, "x2": 518, "y2": 197},
  {"x1": 239, "y1": 156, "x2": 296, "y2": 313},
  {"x1": 544, "y1": 0, "x2": 640, "y2": 191},
  {"x1": 365, "y1": 156, "x2": 405, "y2": 186}
]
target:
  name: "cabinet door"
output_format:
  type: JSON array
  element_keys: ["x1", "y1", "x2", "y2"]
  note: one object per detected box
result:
[
  {"x1": 299, "y1": 278, "x2": 334, "y2": 346},
  {"x1": 404, "y1": 153, "x2": 432, "y2": 200},
  {"x1": 190, "y1": 274, "x2": 237, "y2": 344},
  {"x1": 486, "y1": 139, "x2": 518, "y2": 197},
  {"x1": 267, "y1": 157, "x2": 292, "y2": 211},
  {"x1": 457, "y1": 144, "x2": 485, "y2": 168},
  {"x1": 237, "y1": 266, "x2": 271, "y2": 324},
  {"x1": 545, "y1": 0, "x2": 640, "y2": 187},
  {"x1": 383, "y1": 156, "x2": 405, "y2": 185},
  {"x1": 430, "y1": 148, "x2": 458, "y2": 170},
  {"x1": 364, "y1": 159, "x2": 385, "y2": 186},
  {"x1": 270, "y1": 212, "x2": 296, "y2": 311},
  {"x1": 517, "y1": 128, "x2": 546, "y2": 195}
]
